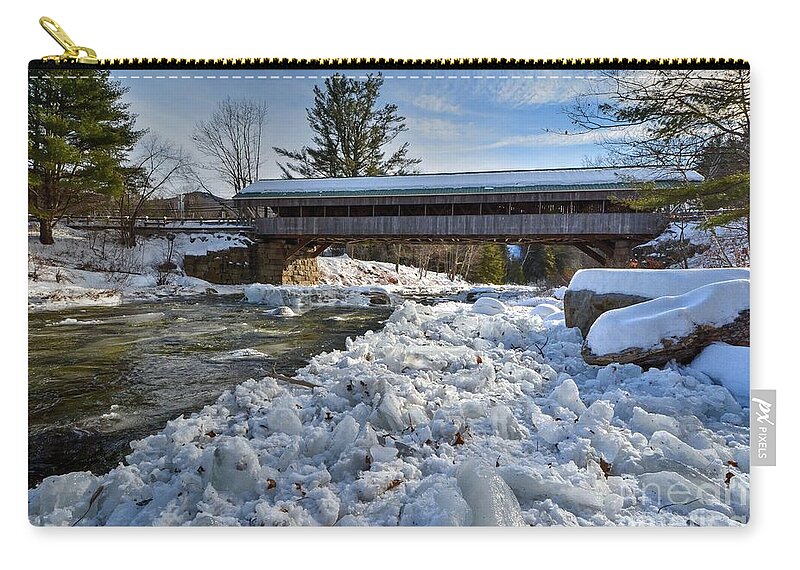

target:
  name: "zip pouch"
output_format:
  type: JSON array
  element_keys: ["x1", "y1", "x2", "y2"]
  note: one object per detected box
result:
[{"x1": 28, "y1": 17, "x2": 751, "y2": 527}]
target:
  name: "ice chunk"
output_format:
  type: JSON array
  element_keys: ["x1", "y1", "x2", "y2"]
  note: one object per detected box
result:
[
  {"x1": 377, "y1": 391, "x2": 406, "y2": 432},
  {"x1": 210, "y1": 437, "x2": 262, "y2": 497},
  {"x1": 638, "y1": 471, "x2": 732, "y2": 517},
  {"x1": 400, "y1": 476, "x2": 472, "y2": 526},
  {"x1": 264, "y1": 306, "x2": 296, "y2": 317},
  {"x1": 456, "y1": 459, "x2": 525, "y2": 526},
  {"x1": 29, "y1": 472, "x2": 99, "y2": 525},
  {"x1": 266, "y1": 407, "x2": 303, "y2": 436},
  {"x1": 369, "y1": 445, "x2": 398, "y2": 464},
  {"x1": 550, "y1": 378, "x2": 587, "y2": 416},
  {"x1": 499, "y1": 467, "x2": 605, "y2": 512},
  {"x1": 629, "y1": 406, "x2": 682, "y2": 438},
  {"x1": 327, "y1": 416, "x2": 359, "y2": 459},
  {"x1": 530, "y1": 303, "x2": 561, "y2": 318},
  {"x1": 460, "y1": 400, "x2": 487, "y2": 419},
  {"x1": 489, "y1": 405, "x2": 527, "y2": 440},
  {"x1": 244, "y1": 284, "x2": 285, "y2": 307},
  {"x1": 207, "y1": 348, "x2": 271, "y2": 363},
  {"x1": 649, "y1": 430, "x2": 716, "y2": 472},
  {"x1": 472, "y1": 297, "x2": 507, "y2": 316},
  {"x1": 532, "y1": 408, "x2": 570, "y2": 445},
  {"x1": 688, "y1": 508, "x2": 743, "y2": 526}
]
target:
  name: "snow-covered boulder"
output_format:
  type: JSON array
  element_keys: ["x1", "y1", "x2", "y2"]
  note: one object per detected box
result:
[
  {"x1": 471, "y1": 297, "x2": 507, "y2": 316},
  {"x1": 564, "y1": 289, "x2": 649, "y2": 336},
  {"x1": 582, "y1": 279, "x2": 749, "y2": 368},
  {"x1": 564, "y1": 268, "x2": 750, "y2": 336},
  {"x1": 688, "y1": 343, "x2": 750, "y2": 406}
]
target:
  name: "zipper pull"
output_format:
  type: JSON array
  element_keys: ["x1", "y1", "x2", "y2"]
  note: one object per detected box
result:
[{"x1": 39, "y1": 16, "x2": 98, "y2": 64}]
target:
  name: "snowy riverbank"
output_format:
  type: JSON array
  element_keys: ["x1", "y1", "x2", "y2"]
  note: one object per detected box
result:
[
  {"x1": 29, "y1": 292, "x2": 749, "y2": 526},
  {"x1": 28, "y1": 227, "x2": 469, "y2": 310}
]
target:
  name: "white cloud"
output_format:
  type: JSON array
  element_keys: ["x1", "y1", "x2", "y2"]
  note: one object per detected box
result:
[
  {"x1": 411, "y1": 94, "x2": 462, "y2": 114},
  {"x1": 405, "y1": 116, "x2": 465, "y2": 140},
  {"x1": 488, "y1": 76, "x2": 610, "y2": 107},
  {"x1": 481, "y1": 124, "x2": 647, "y2": 150}
]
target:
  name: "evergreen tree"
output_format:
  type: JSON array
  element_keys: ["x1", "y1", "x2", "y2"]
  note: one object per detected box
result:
[
  {"x1": 505, "y1": 259, "x2": 526, "y2": 284},
  {"x1": 470, "y1": 244, "x2": 507, "y2": 284},
  {"x1": 521, "y1": 244, "x2": 556, "y2": 283},
  {"x1": 274, "y1": 74, "x2": 420, "y2": 178},
  {"x1": 28, "y1": 70, "x2": 142, "y2": 244}
]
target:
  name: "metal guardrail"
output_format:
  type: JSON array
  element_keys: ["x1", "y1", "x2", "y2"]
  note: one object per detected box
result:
[{"x1": 60, "y1": 216, "x2": 255, "y2": 233}]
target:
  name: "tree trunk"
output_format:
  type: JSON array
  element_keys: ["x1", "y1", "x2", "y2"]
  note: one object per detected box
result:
[
  {"x1": 121, "y1": 221, "x2": 137, "y2": 248},
  {"x1": 39, "y1": 218, "x2": 54, "y2": 245},
  {"x1": 394, "y1": 243, "x2": 401, "y2": 273}
]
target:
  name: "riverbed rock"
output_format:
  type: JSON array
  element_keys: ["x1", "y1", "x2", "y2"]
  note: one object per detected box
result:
[
  {"x1": 366, "y1": 290, "x2": 391, "y2": 305},
  {"x1": 563, "y1": 289, "x2": 650, "y2": 337},
  {"x1": 582, "y1": 310, "x2": 749, "y2": 368}
]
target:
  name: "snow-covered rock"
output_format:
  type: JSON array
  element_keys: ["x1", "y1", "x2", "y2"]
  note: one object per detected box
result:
[
  {"x1": 689, "y1": 343, "x2": 750, "y2": 406},
  {"x1": 583, "y1": 279, "x2": 749, "y2": 367},
  {"x1": 472, "y1": 297, "x2": 507, "y2": 315},
  {"x1": 564, "y1": 290, "x2": 649, "y2": 337},
  {"x1": 564, "y1": 268, "x2": 750, "y2": 336},
  {"x1": 568, "y1": 268, "x2": 750, "y2": 299},
  {"x1": 634, "y1": 220, "x2": 750, "y2": 269}
]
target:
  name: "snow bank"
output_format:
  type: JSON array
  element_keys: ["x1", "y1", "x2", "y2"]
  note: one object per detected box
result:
[
  {"x1": 29, "y1": 227, "x2": 246, "y2": 310},
  {"x1": 29, "y1": 228, "x2": 471, "y2": 310},
  {"x1": 636, "y1": 220, "x2": 750, "y2": 269},
  {"x1": 568, "y1": 268, "x2": 749, "y2": 298},
  {"x1": 586, "y1": 279, "x2": 749, "y2": 356},
  {"x1": 318, "y1": 255, "x2": 466, "y2": 290},
  {"x1": 689, "y1": 343, "x2": 750, "y2": 406},
  {"x1": 30, "y1": 294, "x2": 749, "y2": 527}
]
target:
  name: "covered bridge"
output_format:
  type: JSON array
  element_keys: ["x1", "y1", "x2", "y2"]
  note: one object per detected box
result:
[{"x1": 231, "y1": 167, "x2": 696, "y2": 271}]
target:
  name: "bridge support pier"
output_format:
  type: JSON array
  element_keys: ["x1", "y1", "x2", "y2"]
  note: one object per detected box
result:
[
  {"x1": 575, "y1": 239, "x2": 635, "y2": 267},
  {"x1": 183, "y1": 240, "x2": 323, "y2": 285},
  {"x1": 251, "y1": 240, "x2": 323, "y2": 285},
  {"x1": 611, "y1": 239, "x2": 634, "y2": 267}
]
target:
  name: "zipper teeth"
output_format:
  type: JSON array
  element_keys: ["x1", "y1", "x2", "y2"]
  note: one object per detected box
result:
[{"x1": 86, "y1": 57, "x2": 747, "y2": 69}]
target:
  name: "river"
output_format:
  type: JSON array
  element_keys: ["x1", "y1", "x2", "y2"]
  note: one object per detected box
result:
[{"x1": 28, "y1": 295, "x2": 395, "y2": 487}]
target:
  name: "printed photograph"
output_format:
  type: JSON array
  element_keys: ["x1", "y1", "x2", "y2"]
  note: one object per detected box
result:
[{"x1": 27, "y1": 65, "x2": 750, "y2": 526}]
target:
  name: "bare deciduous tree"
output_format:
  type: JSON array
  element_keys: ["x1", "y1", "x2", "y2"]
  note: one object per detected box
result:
[
  {"x1": 193, "y1": 97, "x2": 268, "y2": 193},
  {"x1": 118, "y1": 135, "x2": 191, "y2": 247}
]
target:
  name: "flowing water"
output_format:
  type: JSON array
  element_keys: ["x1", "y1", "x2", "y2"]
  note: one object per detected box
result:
[{"x1": 28, "y1": 296, "x2": 393, "y2": 487}]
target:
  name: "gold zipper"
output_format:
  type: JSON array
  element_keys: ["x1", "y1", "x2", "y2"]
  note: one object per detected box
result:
[
  {"x1": 39, "y1": 17, "x2": 98, "y2": 65},
  {"x1": 35, "y1": 16, "x2": 748, "y2": 70}
]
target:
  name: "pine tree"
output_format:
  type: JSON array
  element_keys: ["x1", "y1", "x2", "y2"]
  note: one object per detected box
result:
[
  {"x1": 505, "y1": 259, "x2": 526, "y2": 284},
  {"x1": 274, "y1": 73, "x2": 420, "y2": 178},
  {"x1": 522, "y1": 244, "x2": 556, "y2": 283},
  {"x1": 470, "y1": 245, "x2": 508, "y2": 284},
  {"x1": 28, "y1": 70, "x2": 142, "y2": 244}
]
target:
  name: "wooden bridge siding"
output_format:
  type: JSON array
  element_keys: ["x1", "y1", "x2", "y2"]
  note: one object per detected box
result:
[{"x1": 254, "y1": 212, "x2": 664, "y2": 240}]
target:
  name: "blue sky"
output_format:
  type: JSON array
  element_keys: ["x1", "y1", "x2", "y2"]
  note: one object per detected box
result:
[{"x1": 116, "y1": 69, "x2": 617, "y2": 197}]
